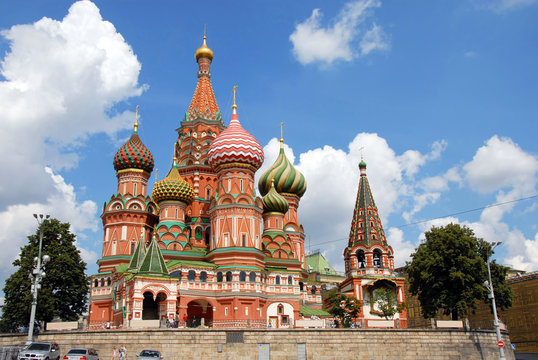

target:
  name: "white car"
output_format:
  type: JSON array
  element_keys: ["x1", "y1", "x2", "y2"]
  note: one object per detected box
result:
[
  {"x1": 18, "y1": 342, "x2": 60, "y2": 360},
  {"x1": 63, "y1": 348, "x2": 99, "y2": 360}
]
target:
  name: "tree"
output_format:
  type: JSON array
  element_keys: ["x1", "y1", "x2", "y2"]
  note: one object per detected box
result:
[
  {"x1": 0, "y1": 218, "x2": 89, "y2": 332},
  {"x1": 405, "y1": 223, "x2": 513, "y2": 320},
  {"x1": 326, "y1": 289, "x2": 362, "y2": 328},
  {"x1": 372, "y1": 287, "x2": 406, "y2": 320}
]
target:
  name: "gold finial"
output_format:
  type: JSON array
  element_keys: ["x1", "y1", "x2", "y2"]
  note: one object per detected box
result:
[
  {"x1": 232, "y1": 85, "x2": 238, "y2": 114},
  {"x1": 134, "y1": 105, "x2": 139, "y2": 133},
  {"x1": 195, "y1": 26, "x2": 213, "y2": 61},
  {"x1": 204, "y1": 24, "x2": 207, "y2": 38},
  {"x1": 152, "y1": 228, "x2": 157, "y2": 240},
  {"x1": 359, "y1": 146, "x2": 365, "y2": 161},
  {"x1": 173, "y1": 157, "x2": 177, "y2": 167},
  {"x1": 279, "y1": 122, "x2": 284, "y2": 143},
  {"x1": 153, "y1": 168, "x2": 158, "y2": 187},
  {"x1": 140, "y1": 226, "x2": 144, "y2": 239}
]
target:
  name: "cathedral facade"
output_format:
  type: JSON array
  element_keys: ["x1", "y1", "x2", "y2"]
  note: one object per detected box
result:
[{"x1": 88, "y1": 36, "x2": 405, "y2": 330}]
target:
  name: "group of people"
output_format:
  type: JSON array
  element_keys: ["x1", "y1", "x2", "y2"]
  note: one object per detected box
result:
[
  {"x1": 164, "y1": 314, "x2": 202, "y2": 328},
  {"x1": 111, "y1": 345, "x2": 127, "y2": 360}
]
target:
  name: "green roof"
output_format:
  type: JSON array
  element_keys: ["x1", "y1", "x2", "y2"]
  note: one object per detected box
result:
[
  {"x1": 127, "y1": 239, "x2": 147, "y2": 272},
  {"x1": 115, "y1": 264, "x2": 129, "y2": 274},
  {"x1": 300, "y1": 305, "x2": 331, "y2": 317},
  {"x1": 167, "y1": 259, "x2": 218, "y2": 270},
  {"x1": 306, "y1": 251, "x2": 338, "y2": 275},
  {"x1": 139, "y1": 239, "x2": 169, "y2": 276}
]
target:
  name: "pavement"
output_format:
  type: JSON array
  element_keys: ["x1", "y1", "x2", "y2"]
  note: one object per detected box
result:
[{"x1": 515, "y1": 352, "x2": 538, "y2": 360}]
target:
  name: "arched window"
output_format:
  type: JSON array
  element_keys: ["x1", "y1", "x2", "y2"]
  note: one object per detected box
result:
[
  {"x1": 240, "y1": 179, "x2": 243, "y2": 192},
  {"x1": 357, "y1": 250, "x2": 366, "y2": 269},
  {"x1": 173, "y1": 243, "x2": 177, "y2": 251},
  {"x1": 131, "y1": 243, "x2": 135, "y2": 254},
  {"x1": 311, "y1": 285, "x2": 317, "y2": 295},
  {"x1": 206, "y1": 188, "x2": 211, "y2": 199},
  {"x1": 94, "y1": 279, "x2": 99, "y2": 288},
  {"x1": 242, "y1": 234, "x2": 246, "y2": 247},
  {"x1": 288, "y1": 276, "x2": 292, "y2": 285},
  {"x1": 249, "y1": 272, "x2": 256, "y2": 282},
  {"x1": 299, "y1": 281, "x2": 304, "y2": 291},
  {"x1": 276, "y1": 276, "x2": 281, "y2": 285},
  {"x1": 200, "y1": 271, "x2": 207, "y2": 282},
  {"x1": 205, "y1": 230, "x2": 210, "y2": 246},
  {"x1": 217, "y1": 272, "x2": 223, "y2": 282},
  {"x1": 239, "y1": 271, "x2": 246, "y2": 282},
  {"x1": 226, "y1": 271, "x2": 233, "y2": 282},
  {"x1": 195, "y1": 227, "x2": 203, "y2": 239},
  {"x1": 188, "y1": 270, "x2": 196, "y2": 281},
  {"x1": 100, "y1": 278, "x2": 105, "y2": 287},
  {"x1": 107, "y1": 278, "x2": 111, "y2": 286},
  {"x1": 373, "y1": 249, "x2": 382, "y2": 268}
]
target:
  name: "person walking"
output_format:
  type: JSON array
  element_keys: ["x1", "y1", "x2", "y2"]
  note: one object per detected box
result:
[
  {"x1": 111, "y1": 348, "x2": 117, "y2": 360},
  {"x1": 118, "y1": 345, "x2": 127, "y2": 360}
]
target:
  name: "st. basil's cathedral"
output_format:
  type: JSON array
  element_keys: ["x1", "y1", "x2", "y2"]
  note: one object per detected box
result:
[{"x1": 88, "y1": 36, "x2": 407, "y2": 329}]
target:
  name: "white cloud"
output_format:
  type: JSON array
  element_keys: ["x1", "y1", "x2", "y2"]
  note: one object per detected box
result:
[
  {"x1": 0, "y1": 1, "x2": 144, "y2": 285},
  {"x1": 289, "y1": 0, "x2": 389, "y2": 66},
  {"x1": 386, "y1": 227, "x2": 416, "y2": 267},
  {"x1": 0, "y1": 167, "x2": 98, "y2": 283},
  {"x1": 463, "y1": 135, "x2": 538, "y2": 195}
]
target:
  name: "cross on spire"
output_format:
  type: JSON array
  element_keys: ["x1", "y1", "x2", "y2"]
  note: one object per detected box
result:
[
  {"x1": 232, "y1": 85, "x2": 238, "y2": 114},
  {"x1": 280, "y1": 122, "x2": 284, "y2": 142},
  {"x1": 134, "y1": 105, "x2": 139, "y2": 133}
]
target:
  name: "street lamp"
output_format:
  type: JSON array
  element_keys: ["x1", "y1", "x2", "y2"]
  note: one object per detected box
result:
[
  {"x1": 483, "y1": 241, "x2": 505, "y2": 360},
  {"x1": 26, "y1": 214, "x2": 50, "y2": 345}
]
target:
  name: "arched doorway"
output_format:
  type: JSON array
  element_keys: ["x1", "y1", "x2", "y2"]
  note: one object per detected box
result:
[
  {"x1": 142, "y1": 292, "x2": 167, "y2": 320},
  {"x1": 186, "y1": 299, "x2": 213, "y2": 327}
]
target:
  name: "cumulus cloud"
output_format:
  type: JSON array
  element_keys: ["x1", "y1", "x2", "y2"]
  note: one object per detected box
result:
[
  {"x1": 0, "y1": 167, "x2": 98, "y2": 282},
  {"x1": 0, "y1": 1, "x2": 144, "y2": 285},
  {"x1": 290, "y1": 0, "x2": 389, "y2": 66},
  {"x1": 464, "y1": 136, "x2": 538, "y2": 195}
]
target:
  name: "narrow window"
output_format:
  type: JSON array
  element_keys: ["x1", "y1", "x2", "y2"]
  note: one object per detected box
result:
[
  {"x1": 240, "y1": 271, "x2": 246, "y2": 282},
  {"x1": 131, "y1": 243, "x2": 135, "y2": 254},
  {"x1": 200, "y1": 271, "x2": 207, "y2": 282},
  {"x1": 134, "y1": 183, "x2": 137, "y2": 196},
  {"x1": 276, "y1": 276, "x2": 280, "y2": 285},
  {"x1": 188, "y1": 270, "x2": 196, "y2": 281},
  {"x1": 175, "y1": 208, "x2": 178, "y2": 218},
  {"x1": 242, "y1": 234, "x2": 246, "y2": 247},
  {"x1": 206, "y1": 188, "x2": 211, "y2": 199},
  {"x1": 226, "y1": 271, "x2": 232, "y2": 282},
  {"x1": 217, "y1": 272, "x2": 223, "y2": 282},
  {"x1": 288, "y1": 276, "x2": 292, "y2": 285},
  {"x1": 225, "y1": 307, "x2": 228, "y2": 316},
  {"x1": 249, "y1": 272, "x2": 256, "y2": 282},
  {"x1": 240, "y1": 179, "x2": 243, "y2": 192}
]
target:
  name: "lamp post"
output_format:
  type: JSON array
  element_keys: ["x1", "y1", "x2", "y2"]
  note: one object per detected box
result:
[
  {"x1": 27, "y1": 214, "x2": 50, "y2": 345},
  {"x1": 483, "y1": 241, "x2": 505, "y2": 360}
]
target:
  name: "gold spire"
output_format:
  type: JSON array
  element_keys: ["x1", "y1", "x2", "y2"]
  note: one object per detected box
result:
[
  {"x1": 134, "y1": 105, "x2": 139, "y2": 133},
  {"x1": 279, "y1": 122, "x2": 284, "y2": 144},
  {"x1": 232, "y1": 85, "x2": 238, "y2": 114},
  {"x1": 140, "y1": 226, "x2": 144, "y2": 239},
  {"x1": 195, "y1": 27, "x2": 214, "y2": 61}
]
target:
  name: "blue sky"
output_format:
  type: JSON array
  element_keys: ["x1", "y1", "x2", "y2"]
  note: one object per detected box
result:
[{"x1": 0, "y1": 0, "x2": 537, "y2": 292}]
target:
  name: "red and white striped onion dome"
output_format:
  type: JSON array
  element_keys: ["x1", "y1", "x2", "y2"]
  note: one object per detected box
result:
[{"x1": 207, "y1": 108, "x2": 264, "y2": 171}]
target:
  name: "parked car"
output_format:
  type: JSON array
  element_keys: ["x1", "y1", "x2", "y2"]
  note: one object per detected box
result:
[
  {"x1": 17, "y1": 342, "x2": 60, "y2": 360},
  {"x1": 63, "y1": 348, "x2": 99, "y2": 360},
  {"x1": 136, "y1": 350, "x2": 162, "y2": 360}
]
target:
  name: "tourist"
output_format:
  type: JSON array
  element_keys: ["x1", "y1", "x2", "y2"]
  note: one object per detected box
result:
[
  {"x1": 111, "y1": 348, "x2": 116, "y2": 360},
  {"x1": 118, "y1": 345, "x2": 127, "y2": 360},
  {"x1": 183, "y1": 313, "x2": 188, "y2": 327}
]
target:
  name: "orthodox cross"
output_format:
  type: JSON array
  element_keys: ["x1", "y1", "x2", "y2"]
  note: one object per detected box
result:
[
  {"x1": 134, "y1": 105, "x2": 139, "y2": 132},
  {"x1": 280, "y1": 122, "x2": 284, "y2": 141}
]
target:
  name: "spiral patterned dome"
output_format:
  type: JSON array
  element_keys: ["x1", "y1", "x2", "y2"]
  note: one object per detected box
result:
[
  {"x1": 152, "y1": 165, "x2": 195, "y2": 204},
  {"x1": 262, "y1": 181, "x2": 289, "y2": 214},
  {"x1": 258, "y1": 141, "x2": 306, "y2": 198},
  {"x1": 208, "y1": 108, "x2": 264, "y2": 170},
  {"x1": 113, "y1": 132, "x2": 154, "y2": 173}
]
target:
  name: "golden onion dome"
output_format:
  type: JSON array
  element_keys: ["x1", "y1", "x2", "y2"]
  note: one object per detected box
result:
[
  {"x1": 195, "y1": 36, "x2": 214, "y2": 62},
  {"x1": 152, "y1": 165, "x2": 194, "y2": 205}
]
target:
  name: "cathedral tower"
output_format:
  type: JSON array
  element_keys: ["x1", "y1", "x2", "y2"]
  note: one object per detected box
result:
[
  {"x1": 98, "y1": 111, "x2": 158, "y2": 272},
  {"x1": 206, "y1": 96, "x2": 265, "y2": 268},
  {"x1": 258, "y1": 136, "x2": 307, "y2": 268},
  {"x1": 174, "y1": 35, "x2": 225, "y2": 249},
  {"x1": 339, "y1": 159, "x2": 407, "y2": 328}
]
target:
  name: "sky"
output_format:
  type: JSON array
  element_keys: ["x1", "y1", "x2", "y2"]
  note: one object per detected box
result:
[{"x1": 0, "y1": 0, "x2": 537, "y2": 295}]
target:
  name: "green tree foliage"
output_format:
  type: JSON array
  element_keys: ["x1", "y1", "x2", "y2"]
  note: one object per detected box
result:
[
  {"x1": 0, "y1": 218, "x2": 89, "y2": 332},
  {"x1": 326, "y1": 289, "x2": 362, "y2": 328},
  {"x1": 405, "y1": 223, "x2": 513, "y2": 320},
  {"x1": 372, "y1": 287, "x2": 406, "y2": 320}
]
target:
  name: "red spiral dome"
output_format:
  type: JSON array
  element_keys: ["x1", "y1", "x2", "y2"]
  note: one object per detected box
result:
[{"x1": 208, "y1": 108, "x2": 264, "y2": 170}]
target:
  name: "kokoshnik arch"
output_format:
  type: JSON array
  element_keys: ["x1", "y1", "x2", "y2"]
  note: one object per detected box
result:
[{"x1": 88, "y1": 36, "x2": 406, "y2": 329}]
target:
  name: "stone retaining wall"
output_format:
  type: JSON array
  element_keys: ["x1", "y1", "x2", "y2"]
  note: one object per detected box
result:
[{"x1": 0, "y1": 329, "x2": 514, "y2": 360}]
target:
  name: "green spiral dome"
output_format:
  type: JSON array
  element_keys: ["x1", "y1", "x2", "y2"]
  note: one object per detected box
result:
[
  {"x1": 152, "y1": 166, "x2": 195, "y2": 204},
  {"x1": 258, "y1": 142, "x2": 306, "y2": 198},
  {"x1": 262, "y1": 181, "x2": 289, "y2": 214}
]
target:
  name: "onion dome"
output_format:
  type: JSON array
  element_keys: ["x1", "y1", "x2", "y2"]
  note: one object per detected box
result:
[
  {"x1": 208, "y1": 101, "x2": 264, "y2": 171},
  {"x1": 113, "y1": 122, "x2": 154, "y2": 173},
  {"x1": 258, "y1": 140, "x2": 306, "y2": 198},
  {"x1": 262, "y1": 180, "x2": 289, "y2": 214},
  {"x1": 152, "y1": 163, "x2": 195, "y2": 204},
  {"x1": 195, "y1": 35, "x2": 214, "y2": 62}
]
